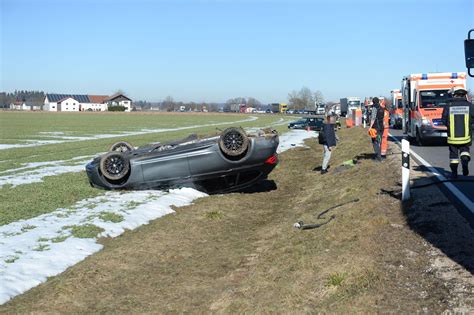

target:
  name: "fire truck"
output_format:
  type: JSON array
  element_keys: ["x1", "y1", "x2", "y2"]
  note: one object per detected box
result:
[
  {"x1": 390, "y1": 89, "x2": 403, "y2": 129},
  {"x1": 401, "y1": 72, "x2": 467, "y2": 145}
]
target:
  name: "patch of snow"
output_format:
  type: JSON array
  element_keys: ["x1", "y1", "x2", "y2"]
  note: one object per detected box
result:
[
  {"x1": 0, "y1": 188, "x2": 208, "y2": 305},
  {"x1": 0, "y1": 116, "x2": 259, "y2": 150},
  {"x1": 0, "y1": 156, "x2": 94, "y2": 188},
  {"x1": 277, "y1": 129, "x2": 318, "y2": 153}
]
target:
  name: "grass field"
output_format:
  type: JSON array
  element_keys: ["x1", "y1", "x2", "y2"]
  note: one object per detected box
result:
[
  {"x1": 1, "y1": 122, "x2": 460, "y2": 313},
  {"x1": 2, "y1": 111, "x2": 471, "y2": 312},
  {"x1": 0, "y1": 111, "x2": 293, "y2": 225}
]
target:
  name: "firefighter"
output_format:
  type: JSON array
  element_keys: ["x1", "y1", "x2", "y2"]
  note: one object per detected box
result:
[
  {"x1": 369, "y1": 97, "x2": 385, "y2": 162},
  {"x1": 441, "y1": 87, "x2": 474, "y2": 178}
]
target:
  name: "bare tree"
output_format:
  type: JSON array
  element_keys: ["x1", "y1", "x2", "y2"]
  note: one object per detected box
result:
[
  {"x1": 313, "y1": 90, "x2": 324, "y2": 107},
  {"x1": 163, "y1": 96, "x2": 175, "y2": 112},
  {"x1": 246, "y1": 97, "x2": 261, "y2": 108},
  {"x1": 288, "y1": 87, "x2": 319, "y2": 110}
]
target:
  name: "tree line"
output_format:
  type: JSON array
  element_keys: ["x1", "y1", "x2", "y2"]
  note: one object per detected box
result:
[
  {"x1": 0, "y1": 90, "x2": 45, "y2": 108},
  {"x1": 1, "y1": 87, "x2": 328, "y2": 111}
]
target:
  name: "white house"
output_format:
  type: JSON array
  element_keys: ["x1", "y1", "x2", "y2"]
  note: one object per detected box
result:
[
  {"x1": 57, "y1": 97, "x2": 80, "y2": 112},
  {"x1": 82, "y1": 95, "x2": 109, "y2": 111},
  {"x1": 107, "y1": 93, "x2": 133, "y2": 112},
  {"x1": 9, "y1": 101, "x2": 42, "y2": 111},
  {"x1": 44, "y1": 93, "x2": 133, "y2": 112},
  {"x1": 9, "y1": 101, "x2": 29, "y2": 110}
]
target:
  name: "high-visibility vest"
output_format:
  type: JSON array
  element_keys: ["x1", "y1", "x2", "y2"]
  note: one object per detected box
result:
[{"x1": 447, "y1": 101, "x2": 471, "y2": 145}]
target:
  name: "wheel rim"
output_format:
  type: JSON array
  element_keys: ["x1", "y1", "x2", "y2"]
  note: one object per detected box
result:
[
  {"x1": 104, "y1": 156, "x2": 125, "y2": 176},
  {"x1": 116, "y1": 144, "x2": 129, "y2": 152},
  {"x1": 222, "y1": 131, "x2": 245, "y2": 152}
]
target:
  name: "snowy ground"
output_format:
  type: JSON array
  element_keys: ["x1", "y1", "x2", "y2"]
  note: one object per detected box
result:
[
  {"x1": 0, "y1": 116, "x2": 259, "y2": 150},
  {"x1": 0, "y1": 129, "x2": 317, "y2": 305},
  {"x1": 0, "y1": 156, "x2": 94, "y2": 188}
]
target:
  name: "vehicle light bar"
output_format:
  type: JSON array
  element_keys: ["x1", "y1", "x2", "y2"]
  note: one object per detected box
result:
[
  {"x1": 422, "y1": 73, "x2": 428, "y2": 80},
  {"x1": 265, "y1": 154, "x2": 278, "y2": 165},
  {"x1": 451, "y1": 72, "x2": 458, "y2": 79}
]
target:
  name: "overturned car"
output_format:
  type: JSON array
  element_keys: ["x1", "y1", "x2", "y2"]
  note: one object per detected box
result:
[{"x1": 86, "y1": 127, "x2": 279, "y2": 194}]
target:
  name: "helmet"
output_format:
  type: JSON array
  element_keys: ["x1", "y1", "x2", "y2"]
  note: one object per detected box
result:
[
  {"x1": 450, "y1": 87, "x2": 467, "y2": 96},
  {"x1": 368, "y1": 128, "x2": 377, "y2": 139}
]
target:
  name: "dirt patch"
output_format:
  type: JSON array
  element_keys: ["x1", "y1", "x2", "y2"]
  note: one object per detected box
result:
[{"x1": 1, "y1": 126, "x2": 472, "y2": 313}]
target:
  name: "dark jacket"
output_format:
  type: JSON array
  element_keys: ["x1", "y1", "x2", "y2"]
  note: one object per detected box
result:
[
  {"x1": 320, "y1": 123, "x2": 337, "y2": 147},
  {"x1": 441, "y1": 97, "x2": 474, "y2": 145},
  {"x1": 371, "y1": 104, "x2": 385, "y2": 133}
]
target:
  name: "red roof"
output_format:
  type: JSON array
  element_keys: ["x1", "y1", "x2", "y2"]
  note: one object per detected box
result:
[{"x1": 88, "y1": 95, "x2": 109, "y2": 103}]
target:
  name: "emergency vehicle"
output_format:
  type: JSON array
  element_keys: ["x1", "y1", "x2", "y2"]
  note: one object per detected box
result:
[
  {"x1": 401, "y1": 72, "x2": 467, "y2": 145},
  {"x1": 390, "y1": 89, "x2": 403, "y2": 128}
]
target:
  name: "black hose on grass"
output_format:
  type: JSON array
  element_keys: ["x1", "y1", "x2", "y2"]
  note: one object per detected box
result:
[{"x1": 294, "y1": 198, "x2": 360, "y2": 230}]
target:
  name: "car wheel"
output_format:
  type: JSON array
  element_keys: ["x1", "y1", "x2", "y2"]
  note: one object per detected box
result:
[
  {"x1": 416, "y1": 129, "x2": 424, "y2": 146},
  {"x1": 109, "y1": 141, "x2": 134, "y2": 152},
  {"x1": 219, "y1": 127, "x2": 249, "y2": 157},
  {"x1": 100, "y1": 152, "x2": 130, "y2": 181}
]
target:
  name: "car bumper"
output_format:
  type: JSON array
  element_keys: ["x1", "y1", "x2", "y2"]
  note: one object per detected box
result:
[{"x1": 420, "y1": 125, "x2": 447, "y2": 138}]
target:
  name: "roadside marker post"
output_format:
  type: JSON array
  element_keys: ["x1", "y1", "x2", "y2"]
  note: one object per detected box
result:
[{"x1": 402, "y1": 139, "x2": 410, "y2": 201}]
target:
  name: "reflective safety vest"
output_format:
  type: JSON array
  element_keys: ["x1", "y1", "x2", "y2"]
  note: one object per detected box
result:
[{"x1": 447, "y1": 103, "x2": 471, "y2": 145}]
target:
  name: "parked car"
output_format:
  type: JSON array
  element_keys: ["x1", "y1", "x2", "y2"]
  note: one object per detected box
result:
[
  {"x1": 86, "y1": 128, "x2": 279, "y2": 194},
  {"x1": 288, "y1": 117, "x2": 324, "y2": 131},
  {"x1": 288, "y1": 119, "x2": 307, "y2": 129}
]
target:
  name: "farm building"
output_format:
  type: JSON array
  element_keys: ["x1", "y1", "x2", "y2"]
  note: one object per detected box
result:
[
  {"x1": 9, "y1": 101, "x2": 42, "y2": 111},
  {"x1": 44, "y1": 93, "x2": 133, "y2": 112}
]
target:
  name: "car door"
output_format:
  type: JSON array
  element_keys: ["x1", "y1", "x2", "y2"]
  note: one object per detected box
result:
[{"x1": 139, "y1": 147, "x2": 191, "y2": 183}]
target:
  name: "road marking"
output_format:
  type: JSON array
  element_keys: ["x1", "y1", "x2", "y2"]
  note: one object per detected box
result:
[{"x1": 389, "y1": 133, "x2": 474, "y2": 213}]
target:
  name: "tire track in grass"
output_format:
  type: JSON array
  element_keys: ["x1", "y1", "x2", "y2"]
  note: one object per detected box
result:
[{"x1": 0, "y1": 129, "x2": 317, "y2": 305}]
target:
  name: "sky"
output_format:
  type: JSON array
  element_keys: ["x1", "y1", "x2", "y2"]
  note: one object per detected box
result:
[{"x1": 1, "y1": 0, "x2": 473, "y2": 104}]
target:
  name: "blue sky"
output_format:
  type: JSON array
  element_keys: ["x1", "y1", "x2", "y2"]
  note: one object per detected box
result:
[{"x1": 1, "y1": 0, "x2": 473, "y2": 103}]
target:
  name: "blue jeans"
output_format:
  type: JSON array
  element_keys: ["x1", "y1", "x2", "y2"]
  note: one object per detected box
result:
[{"x1": 372, "y1": 134, "x2": 382, "y2": 161}]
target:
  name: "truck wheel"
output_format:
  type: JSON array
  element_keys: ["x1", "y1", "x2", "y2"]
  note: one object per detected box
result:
[
  {"x1": 100, "y1": 152, "x2": 130, "y2": 181},
  {"x1": 219, "y1": 127, "x2": 249, "y2": 157},
  {"x1": 109, "y1": 141, "x2": 134, "y2": 152}
]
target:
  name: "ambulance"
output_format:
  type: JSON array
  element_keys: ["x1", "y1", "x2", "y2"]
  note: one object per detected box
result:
[
  {"x1": 401, "y1": 72, "x2": 467, "y2": 145},
  {"x1": 390, "y1": 89, "x2": 403, "y2": 129}
]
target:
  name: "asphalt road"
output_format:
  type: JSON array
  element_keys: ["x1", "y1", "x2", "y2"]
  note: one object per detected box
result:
[{"x1": 389, "y1": 128, "x2": 474, "y2": 222}]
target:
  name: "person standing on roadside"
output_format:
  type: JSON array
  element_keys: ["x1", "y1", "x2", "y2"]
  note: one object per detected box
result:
[
  {"x1": 441, "y1": 87, "x2": 474, "y2": 178},
  {"x1": 318, "y1": 114, "x2": 338, "y2": 174},
  {"x1": 368, "y1": 97, "x2": 385, "y2": 162},
  {"x1": 380, "y1": 101, "x2": 390, "y2": 158}
]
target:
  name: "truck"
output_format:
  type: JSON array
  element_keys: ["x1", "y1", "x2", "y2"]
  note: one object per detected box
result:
[
  {"x1": 270, "y1": 103, "x2": 288, "y2": 113},
  {"x1": 315, "y1": 103, "x2": 326, "y2": 115},
  {"x1": 340, "y1": 97, "x2": 361, "y2": 117},
  {"x1": 390, "y1": 89, "x2": 403, "y2": 128},
  {"x1": 401, "y1": 72, "x2": 467, "y2": 145}
]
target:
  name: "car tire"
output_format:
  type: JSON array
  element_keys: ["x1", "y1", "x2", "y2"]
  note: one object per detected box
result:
[
  {"x1": 416, "y1": 128, "x2": 424, "y2": 146},
  {"x1": 109, "y1": 141, "x2": 134, "y2": 152},
  {"x1": 100, "y1": 152, "x2": 130, "y2": 181},
  {"x1": 219, "y1": 127, "x2": 249, "y2": 157}
]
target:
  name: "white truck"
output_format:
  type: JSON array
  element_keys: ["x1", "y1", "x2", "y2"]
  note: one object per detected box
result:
[
  {"x1": 315, "y1": 103, "x2": 326, "y2": 115},
  {"x1": 340, "y1": 97, "x2": 361, "y2": 117}
]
